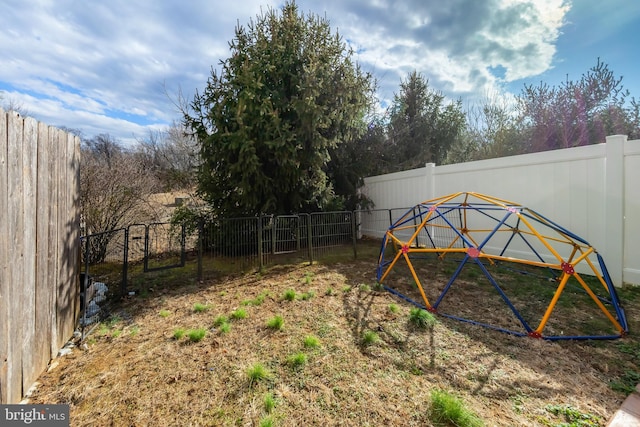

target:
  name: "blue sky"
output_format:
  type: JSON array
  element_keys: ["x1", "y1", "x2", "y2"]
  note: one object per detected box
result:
[{"x1": 1, "y1": 0, "x2": 638, "y2": 145}]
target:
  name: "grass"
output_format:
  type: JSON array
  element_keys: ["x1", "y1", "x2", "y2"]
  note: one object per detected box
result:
[
  {"x1": 545, "y1": 404, "x2": 601, "y2": 426},
  {"x1": 263, "y1": 392, "x2": 276, "y2": 413},
  {"x1": 172, "y1": 328, "x2": 186, "y2": 340},
  {"x1": 29, "y1": 253, "x2": 640, "y2": 426},
  {"x1": 159, "y1": 309, "x2": 171, "y2": 318},
  {"x1": 361, "y1": 330, "x2": 380, "y2": 347},
  {"x1": 193, "y1": 303, "x2": 210, "y2": 313},
  {"x1": 266, "y1": 315, "x2": 284, "y2": 330},
  {"x1": 409, "y1": 307, "x2": 437, "y2": 329},
  {"x1": 187, "y1": 328, "x2": 207, "y2": 342},
  {"x1": 259, "y1": 416, "x2": 274, "y2": 427},
  {"x1": 388, "y1": 303, "x2": 399, "y2": 314},
  {"x1": 246, "y1": 363, "x2": 272, "y2": 386},
  {"x1": 286, "y1": 352, "x2": 308, "y2": 369},
  {"x1": 300, "y1": 290, "x2": 315, "y2": 300},
  {"x1": 212, "y1": 315, "x2": 229, "y2": 327},
  {"x1": 230, "y1": 308, "x2": 248, "y2": 320},
  {"x1": 429, "y1": 389, "x2": 483, "y2": 427},
  {"x1": 303, "y1": 335, "x2": 320, "y2": 349},
  {"x1": 283, "y1": 289, "x2": 296, "y2": 301}
]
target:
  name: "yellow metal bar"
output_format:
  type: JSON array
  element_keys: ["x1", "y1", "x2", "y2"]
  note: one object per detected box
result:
[
  {"x1": 535, "y1": 273, "x2": 570, "y2": 334},
  {"x1": 583, "y1": 255, "x2": 611, "y2": 293},
  {"x1": 469, "y1": 192, "x2": 522, "y2": 207},
  {"x1": 569, "y1": 247, "x2": 594, "y2": 266},
  {"x1": 573, "y1": 273, "x2": 624, "y2": 333},
  {"x1": 517, "y1": 215, "x2": 565, "y2": 263},
  {"x1": 379, "y1": 249, "x2": 403, "y2": 283},
  {"x1": 403, "y1": 252, "x2": 431, "y2": 308},
  {"x1": 482, "y1": 254, "x2": 557, "y2": 270}
]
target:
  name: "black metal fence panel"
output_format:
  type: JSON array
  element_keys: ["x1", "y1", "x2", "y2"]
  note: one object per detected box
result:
[{"x1": 78, "y1": 209, "x2": 413, "y2": 327}]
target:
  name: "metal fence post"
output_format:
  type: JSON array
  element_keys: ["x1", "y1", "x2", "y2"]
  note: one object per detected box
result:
[
  {"x1": 197, "y1": 218, "x2": 203, "y2": 281},
  {"x1": 351, "y1": 211, "x2": 357, "y2": 259},
  {"x1": 258, "y1": 216, "x2": 264, "y2": 271},
  {"x1": 143, "y1": 225, "x2": 149, "y2": 272},
  {"x1": 122, "y1": 227, "x2": 129, "y2": 297},
  {"x1": 307, "y1": 214, "x2": 313, "y2": 265}
]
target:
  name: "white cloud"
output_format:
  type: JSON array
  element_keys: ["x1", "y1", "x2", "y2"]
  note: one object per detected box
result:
[{"x1": 1, "y1": 0, "x2": 571, "y2": 142}]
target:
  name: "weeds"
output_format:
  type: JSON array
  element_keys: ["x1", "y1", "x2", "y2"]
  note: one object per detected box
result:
[
  {"x1": 300, "y1": 291, "x2": 315, "y2": 301},
  {"x1": 193, "y1": 303, "x2": 210, "y2": 313},
  {"x1": 218, "y1": 323, "x2": 231, "y2": 334},
  {"x1": 361, "y1": 330, "x2": 380, "y2": 347},
  {"x1": 303, "y1": 335, "x2": 320, "y2": 349},
  {"x1": 213, "y1": 315, "x2": 229, "y2": 327},
  {"x1": 230, "y1": 308, "x2": 248, "y2": 320},
  {"x1": 429, "y1": 389, "x2": 483, "y2": 427},
  {"x1": 173, "y1": 328, "x2": 186, "y2": 340},
  {"x1": 259, "y1": 416, "x2": 274, "y2": 427},
  {"x1": 263, "y1": 392, "x2": 276, "y2": 413},
  {"x1": 286, "y1": 352, "x2": 308, "y2": 369},
  {"x1": 409, "y1": 308, "x2": 437, "y2": 329},
  {"x1": 247, "y1": 363, "x2": 272, "y2": 386},
  {"x1": 388, "y1": 303, "x2": 399, "y2": 314},
  {"x1": 545, "y1": 404, "x2": 601, "y2": 426},
  {"x1": 610, "y1": 370, "x2": 640, "y2": 394},
  {"x1": 159, "y1": 309, "x2": 171, "y2": 318},
  {"x1": 283, "y1": 289, "x2": 296, "y2": 301},
  {"x1": 266, "y1": 315, "x2": 285, "y2": 331},
  {"x1": 187, "y1": 328, "x2": 207, "y2": 343}
]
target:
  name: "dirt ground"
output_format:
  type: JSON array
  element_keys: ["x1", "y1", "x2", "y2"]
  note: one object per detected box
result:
[{"x1": 28, "y1": 257, "x2": 640, "y2": 426}]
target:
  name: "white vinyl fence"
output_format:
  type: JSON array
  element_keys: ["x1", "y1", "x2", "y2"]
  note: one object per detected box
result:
[{"x1": 361, "y1": 135, "x2": 640, "y2": 286}]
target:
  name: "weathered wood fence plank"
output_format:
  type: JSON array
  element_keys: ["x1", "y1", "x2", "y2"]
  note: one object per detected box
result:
[
  {"x1": 34, "y1": 121, "x2": 52, "y2": 384},
  {"x1": 7, "y1": 111, "x2": 25, "y2": 404},
  {"x1": 0, "y1": 108, "x2": 80, "y2": 404},
  {"x1": 0, "y1": 106, "x2": 9, "y2": 403}
]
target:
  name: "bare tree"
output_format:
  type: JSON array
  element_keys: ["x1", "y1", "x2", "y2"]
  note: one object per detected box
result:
[
  {"x1": 81, "y1": 134, "x2": 160, "y2": 262},
  {"x1": 134, "y1": 122, "x2": 199, "y2": 191}
]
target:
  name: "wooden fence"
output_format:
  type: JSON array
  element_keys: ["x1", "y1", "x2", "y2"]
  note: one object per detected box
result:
[{"x1": 0, "y1": 108, "x2": 81, "y2": 404}]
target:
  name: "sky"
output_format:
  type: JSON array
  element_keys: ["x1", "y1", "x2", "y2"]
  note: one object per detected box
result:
[{"x1": 1, "y1": 0, "x2": 639, "y2": 145}]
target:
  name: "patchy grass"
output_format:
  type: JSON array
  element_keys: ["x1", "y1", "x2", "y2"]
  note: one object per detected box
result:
[
  {"x1": 266, "y1": 315, "x2": 285, "y2": 331},
  {"x1": 29, "y1": 258, "x2": 640, "y2": 426},
  {"x1": 429, "y1": 389, "x2": 483, "y2": 427}
]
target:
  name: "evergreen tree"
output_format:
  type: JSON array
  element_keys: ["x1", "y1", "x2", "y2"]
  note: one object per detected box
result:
[{"x1": 184, "y1": 1, "x2": 374, "y2": 216}]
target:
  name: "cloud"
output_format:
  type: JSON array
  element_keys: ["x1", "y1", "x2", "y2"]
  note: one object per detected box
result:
[{"x1": 1, "y1": 0, "x2": 571, "y2": 142}]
